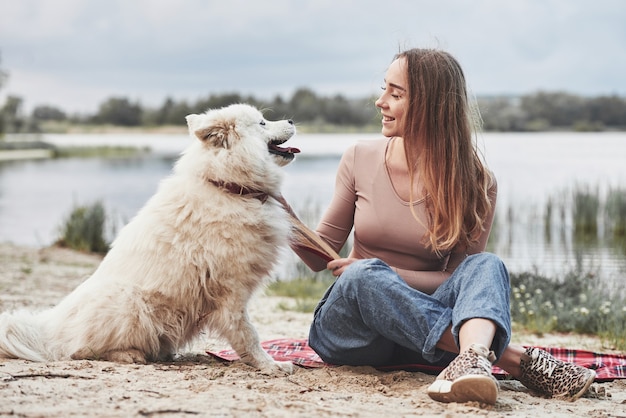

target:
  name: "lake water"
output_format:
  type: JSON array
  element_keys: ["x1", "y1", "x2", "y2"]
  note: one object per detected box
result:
[{"x1": 1, "y1": 132, "x2": 625, "y2": 283}]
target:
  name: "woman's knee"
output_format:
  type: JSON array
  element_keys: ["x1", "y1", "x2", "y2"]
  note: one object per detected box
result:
[
  {"x1": 338, "y1": 258, "x2": 396, "y2": 295},
  {"x1": 466, "y1": 253, "x2": 510, "y2": 283},
  {"x1": 467, "y1": 252, "x2": 504, "y2": 267}
]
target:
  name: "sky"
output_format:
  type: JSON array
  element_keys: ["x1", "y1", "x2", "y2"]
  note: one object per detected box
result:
[{"x1": 1, "y1": 0, "x2": 625, "y2": 114}]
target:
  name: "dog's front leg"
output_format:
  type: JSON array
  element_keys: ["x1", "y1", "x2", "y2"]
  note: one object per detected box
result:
[{"x1": 225, "y1": 308, "x2": 294, "y2": 375}]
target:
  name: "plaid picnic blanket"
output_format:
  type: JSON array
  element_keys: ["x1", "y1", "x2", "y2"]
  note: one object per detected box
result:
[{"x1": 209, "y1": 338, "x2": 626, "y2": 382}]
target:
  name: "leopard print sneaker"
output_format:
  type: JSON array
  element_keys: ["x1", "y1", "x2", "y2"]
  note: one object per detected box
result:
[
  {"x1": 519, "y1": 347, "x2": 596, "y2": 400},
  {"x1": 427, "y1": 343, "x2": 499, "y2": 405}
]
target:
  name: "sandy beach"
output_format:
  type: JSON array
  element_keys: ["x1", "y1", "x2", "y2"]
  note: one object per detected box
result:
[{"x1": 0, "y1": 243, "x2": 624, "y2": 417}]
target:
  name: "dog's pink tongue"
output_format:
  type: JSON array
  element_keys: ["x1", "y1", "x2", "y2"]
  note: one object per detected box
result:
[
  {"x1": 271, "y1": 144, "x2": 300, "y2": 154},
  {"x1": 284, "y1": 146, "x2": 300, "y2": 154}
]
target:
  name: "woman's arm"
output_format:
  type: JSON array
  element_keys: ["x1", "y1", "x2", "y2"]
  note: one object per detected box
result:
[{"x1": 287, "y1": 145, "x2": 358, "y2": 272}]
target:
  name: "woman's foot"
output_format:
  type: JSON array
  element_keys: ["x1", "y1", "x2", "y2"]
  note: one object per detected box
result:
[
  {"x1": 427, "y1": 344, "x2": 499, "y2": 405},
  {"x1": 519, "y1": 347, "x2": 596, "y2": 400}
]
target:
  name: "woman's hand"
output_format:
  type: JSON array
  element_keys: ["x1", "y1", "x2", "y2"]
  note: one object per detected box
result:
[{"x1": 327, "y1": 258, "x2": 359, "y2": 277}]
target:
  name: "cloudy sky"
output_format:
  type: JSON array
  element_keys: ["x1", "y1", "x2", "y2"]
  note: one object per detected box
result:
[{"x1": 1, "y1": 0, "x2": 625, "y2": 114}]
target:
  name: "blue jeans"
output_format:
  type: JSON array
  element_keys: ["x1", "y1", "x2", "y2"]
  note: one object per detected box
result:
[{"x1": 308, "y1": 253, "x2": 511, "y2": 367}]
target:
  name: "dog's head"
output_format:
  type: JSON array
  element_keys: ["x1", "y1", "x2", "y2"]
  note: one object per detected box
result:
[{"x1": 185, "y1": 104, "x2": 299, "y2": 167}]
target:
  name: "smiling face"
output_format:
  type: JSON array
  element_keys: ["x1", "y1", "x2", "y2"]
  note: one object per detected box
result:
[
  {"x1": 186, "y1": 104, "x2": 299, "y2": 168},
  {"x1": 375, "y1": 57, "x2": 409, "y2": 138}
]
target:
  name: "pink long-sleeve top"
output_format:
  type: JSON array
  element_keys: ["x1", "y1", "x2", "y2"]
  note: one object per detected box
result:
[{"x1": 296, "y1": 138, "x2": 497, "y2": 294}]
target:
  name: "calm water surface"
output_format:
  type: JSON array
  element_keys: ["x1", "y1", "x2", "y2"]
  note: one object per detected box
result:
[{"x1": 1, "y1": 132, "x2": 625, "y2": 283}]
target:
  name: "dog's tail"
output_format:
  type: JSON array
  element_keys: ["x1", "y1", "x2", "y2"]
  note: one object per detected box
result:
[{"x1": 0, "y1": 310, "x2": 49, "y2": 361}]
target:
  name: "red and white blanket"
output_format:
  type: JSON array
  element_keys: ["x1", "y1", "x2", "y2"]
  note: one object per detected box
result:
[{"x1": 209, "y1": 338, "x2": 626, "y2": 382}]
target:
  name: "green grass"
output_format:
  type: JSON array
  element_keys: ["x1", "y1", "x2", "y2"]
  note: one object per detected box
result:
[
  {"x1": 53, "y1": 145, "x2": 149, "y2": 158},
  {"x1": 267, "y1": 276, "x2": 335, "y2": 312}
]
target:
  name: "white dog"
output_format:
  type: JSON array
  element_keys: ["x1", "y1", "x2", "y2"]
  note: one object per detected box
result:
[{"x1": 0, "y1": 104, "x2": 299, "y2": 375}]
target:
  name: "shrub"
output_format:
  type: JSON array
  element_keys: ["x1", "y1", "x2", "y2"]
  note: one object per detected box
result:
[
  {"x1": 56, "y1": 201, "x2": 110, "y2": 254},
  {"x1": 510, "y1": 268, "x2": 626, "y2": 350}
]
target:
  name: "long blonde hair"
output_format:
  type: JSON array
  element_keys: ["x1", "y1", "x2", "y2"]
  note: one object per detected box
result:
[{"x1": 396, "y1": 48, "x2": 492, "y2": 253}]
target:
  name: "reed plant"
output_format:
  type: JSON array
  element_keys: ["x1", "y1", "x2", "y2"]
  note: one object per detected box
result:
[
  {"x1": 605, "y1": 186, "x2": 626, "y2": 239},
  {"x1": 572, "y1": 185, "x2": 600, "y2": 237},
  {"x1": 56, "y1": 201, "x2": 110, "y2": 254}
]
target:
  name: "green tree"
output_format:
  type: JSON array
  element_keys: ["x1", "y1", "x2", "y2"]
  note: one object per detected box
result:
[
  {"x1": 265, "y1": 94, "x2": 290, "y2": 120},
  {"x1": 164, "y1": 99, "x2": 193, "y2": 125},
  {"x1": 93, "y1": 97, "x2": 142, "y2": 126},
  {"x1": 194, "y1": 93, "x2": 244, "y2": 113},
  {"x1": 0, "y1": 53, "x2": 9, "y2": 135},
  {"x1": 521, "y1": 92, "x2": 587, "y2": 129},
  {"x1": 0, "y1": 53, "x2": 7, "y2": 91},
  {"x1": 1, "y1": 95, "x2": 25, "y2": 133},
  {"x1": 478, "y1": 97, "x2": 528, "y2": 131},
  {"x1": 588, "y1": 95, "x2": 626, "y2": 127},
  {"x1": 32, "y1": 105, "x2": 67, "y2": 121},
  {"x1": 289, "y1": 87, "x2": 319, "y2": 122}
]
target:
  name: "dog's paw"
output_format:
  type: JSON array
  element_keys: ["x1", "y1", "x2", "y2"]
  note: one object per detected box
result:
[
  {"x1": 101, "y1": 349, "x2": 147, "y2": 364},
  {"x1": 258, "y1": 360, "x2": 294, "y2": 376},
  {"x1": 275, "y1": 360, "x2": 294, "y2": 374}
]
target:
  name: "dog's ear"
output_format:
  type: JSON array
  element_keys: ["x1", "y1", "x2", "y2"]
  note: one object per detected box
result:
[
  {"x1": 185, "y1": 114, "x2": 202, "y2": 132},
  {"x1": 186, "y1": 115, "x2": 239, "y2": 149}
]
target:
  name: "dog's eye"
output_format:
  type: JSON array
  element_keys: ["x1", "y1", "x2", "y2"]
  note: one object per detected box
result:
[{"x1": 259, "y1": 120, "x2": 266, "y2": 126}]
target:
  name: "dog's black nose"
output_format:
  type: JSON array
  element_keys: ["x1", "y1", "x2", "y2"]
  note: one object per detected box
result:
[{"x1": 288, "y1": 119, "x2": 294, "y2": 125}]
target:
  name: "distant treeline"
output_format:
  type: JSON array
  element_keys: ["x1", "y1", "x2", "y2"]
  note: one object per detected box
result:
[{"x1": 1, "y1": 88, "x2": 626, "y2": 134}]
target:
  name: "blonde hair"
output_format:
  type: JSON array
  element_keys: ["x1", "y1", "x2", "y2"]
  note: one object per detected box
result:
[{"x1": 395, "y1": 48, "x2": 492, "y2": 253}]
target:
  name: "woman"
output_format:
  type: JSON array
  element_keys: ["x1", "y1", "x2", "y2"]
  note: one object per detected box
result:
[{"x1": 284, "y1": 48, "x2": 596, "y2": 405}]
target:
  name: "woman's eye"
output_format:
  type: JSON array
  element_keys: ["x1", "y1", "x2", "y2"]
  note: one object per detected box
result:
[{"x1": 381, "y1": 85, "x2": 400, "y2": 99}]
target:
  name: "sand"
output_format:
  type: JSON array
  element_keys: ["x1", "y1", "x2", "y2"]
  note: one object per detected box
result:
[{"x1": 0, "y1": 243, "x2": 624, "y2": 417}]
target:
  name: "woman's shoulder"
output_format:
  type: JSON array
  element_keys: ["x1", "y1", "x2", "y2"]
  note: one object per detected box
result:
[
  {"x1": 350, "y1": 137, "x2": 389, "y2": 158},
  {"x1": 339, "y1": 137, "x2": 388, "y2": 174},
  {"x1": 354, "y1": 137, "x2": 388, "y2": 149}
]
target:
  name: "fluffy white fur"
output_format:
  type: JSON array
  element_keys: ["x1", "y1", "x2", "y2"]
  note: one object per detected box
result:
[{"x1": 0, "y1": 104, "x2": 297, "y2": 375}]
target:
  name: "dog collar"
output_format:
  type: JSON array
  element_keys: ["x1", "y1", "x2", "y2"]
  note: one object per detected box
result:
[{"x1": 207, "y1": 179, "x2": 269, "y2": 203}]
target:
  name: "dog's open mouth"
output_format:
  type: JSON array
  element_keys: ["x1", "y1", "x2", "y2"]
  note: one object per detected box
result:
[{"x1": 268, "y1": 140, "x2": 301, "y2": 159}]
